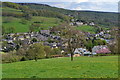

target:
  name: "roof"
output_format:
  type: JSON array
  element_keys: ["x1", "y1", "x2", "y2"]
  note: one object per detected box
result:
[{"x1": 74, "y1": 48, "x2": 91, "y2": 54}]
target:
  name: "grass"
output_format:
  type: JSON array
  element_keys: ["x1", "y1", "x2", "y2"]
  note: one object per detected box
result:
[
  {"x1": 30, "y1": 16, "x2": 62, "y2": 30},
  {"x1": 75, "y1": 25, "x2": 97, "y2": 34},
  {"x1": 2, "y1": 16, "x2": 62, "y2": 33},
  {"x1": 3, "y1": 17, "x2": 30, "y2": 33},
  {"x1": 2, "y1": 56, "x2": 118, "y2": 78}
]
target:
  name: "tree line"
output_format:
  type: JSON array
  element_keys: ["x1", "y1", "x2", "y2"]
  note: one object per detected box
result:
[
  {"x1": 2, "y1": 43, "x2": 62, "y2": 63},
  {"x1": 2, "y1": 2, "x2": 70, "y2": 22}
]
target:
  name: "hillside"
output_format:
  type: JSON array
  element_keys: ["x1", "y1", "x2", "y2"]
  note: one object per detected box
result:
[
  {"x1": 18, "y1": 3, "x2": 118, "y2": 27},
  {"x1": 1, "y1": 2, "x2": 66, "y2": 33},
  {"x1": 1, "y1": 2, "x2": 118, "y2": 34}
]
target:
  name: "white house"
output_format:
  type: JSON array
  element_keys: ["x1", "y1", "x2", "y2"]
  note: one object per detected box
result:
[
  {"x1": 89, "y1": 22, "x2": 95, "y2": 26},
  {"x1": 76, "y1": 22, "x2": 84, "y2": 26},
  {"x1": 74, "y1": 48, "x2": 91, "y2": 56}
]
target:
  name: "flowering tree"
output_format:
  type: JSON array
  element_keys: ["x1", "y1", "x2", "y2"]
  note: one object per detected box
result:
[{"x1": 96, "y1": 48, "x2": 111, "y2": 54}]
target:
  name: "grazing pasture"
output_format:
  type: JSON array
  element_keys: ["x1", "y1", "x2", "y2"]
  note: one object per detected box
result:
[{"x1": 2, "y1": 56, "x2": 118, "y2": 78}]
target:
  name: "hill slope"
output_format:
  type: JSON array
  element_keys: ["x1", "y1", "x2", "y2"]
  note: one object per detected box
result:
[
  {"x1": 2, "y1": 2, "x2": 66, "y2": 33},
  {"x1": 18, "y1": 3, "x2": 118, "y2": 27},
  {"x1": 1, "y1": 2, "x2": 118, "y2": 34}
]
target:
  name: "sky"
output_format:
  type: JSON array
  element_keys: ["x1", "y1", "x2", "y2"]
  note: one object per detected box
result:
[{"x1": 1, "y1": 0, "x2": 119, "y2": 12}]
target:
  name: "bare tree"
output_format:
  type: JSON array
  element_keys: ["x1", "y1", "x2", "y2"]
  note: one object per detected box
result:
[{"x1": 54, "y1": 23, "x2": 85, "y2": 61}]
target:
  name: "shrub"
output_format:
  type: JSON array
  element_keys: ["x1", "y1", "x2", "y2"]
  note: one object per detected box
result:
[
  {"x1": 2, "y1": 53, "x2": 22, "y2": 63},
  {"x1": 44, "y1": 46, "x2": 52, "y2": 58},
  {"x1": 51, "y1": 48, "x2": 61, "y2": 55},
  {"x1": 20, "y1": 56, "x2": 28, "y2": 61},
  {"x1": 20, "y1": 19, "x2": 28, "y2": 24}
]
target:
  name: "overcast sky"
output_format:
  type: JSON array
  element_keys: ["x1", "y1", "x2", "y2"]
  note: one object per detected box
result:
[{"x1": 1, "y1": 0, "x2": 119, "y2": 12}]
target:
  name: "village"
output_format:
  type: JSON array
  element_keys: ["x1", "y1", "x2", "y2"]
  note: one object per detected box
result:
[{"x1": 1, "y1": 19, "x2": 114, "y2": 57}]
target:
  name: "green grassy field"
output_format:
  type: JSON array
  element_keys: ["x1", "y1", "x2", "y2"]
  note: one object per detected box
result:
[
  {"x1": 2, "y1": 16, "x2": 62, "y2": 33},
  {"x1": 2, "y1": 56, "x2": 118, "y2": 78},
  {"x1": 75, "y1": 25, "x2": 97, "y2": 34},
  {"x1": 3, "y1": 17, "x2": 30, "y2": 33}
]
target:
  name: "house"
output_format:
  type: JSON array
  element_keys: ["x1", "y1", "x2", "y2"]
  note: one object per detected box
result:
[
  {"x1": 49, "y1": 43, "x2": 58, "y2": 49},
  {"x1": 105, "y1": 39, "x2": 111, "y2": 43},
  {"x1": 25, "y1": 34, "x2": 31, "y2": 39},
  {"x1": 21, "y1": 39, "x2": 30, "y2": 45},
  {"x1": 40, "y1": 30, "x2": 50, "y2": 35},
  {"x1": 61, "y1": 50, "x2": 65, "y2": 54},
  {"x1": 74, "y1": 48, "x2": 91, "y2": 56},
  {"x1": 89, "y1": 22, "x2": 95, "y2": 26},
  {"x1": 99, "y1": 31, "x2": 104, "y2": 36},
  {"x1": 43, "y1": 42, "x2": 49, "y2": 46},
  {"x1": 92, "y1": 45, "x2": 111, "y2": 54},
  {"x1": 71, "y1": 19, "x2": 75, "y2": 22},
  {"x1": 95, "y1": 34, "x2": 99, "y2": 37},
  {"x1": 2, "y1": 43, "x2": 16, "y2": 52},
  {"x1": 18, "y1": 36, "x2": 24, "y2": 40},
  {"x1": 104, "y1": 34, "x2": 111, "y2": 39},
  {"x1": 73, "y1": 54, "x2": 81, "y2": 57},
  {"x1": 7, "y1": 40, "x2": 13, "y2": 43},
  {"x1": 75, "y1": 22, "x2": 83, "y2": 26},
  {"x1": 0, "y1": 48, "x2": 3, "y2": 51},
  {"x1": 9, "y1": 33, "x2": 15, "y2": 37},
  {"x1": 69, "y1": 22, "x2": 74, "y2": 26},
  {"x1": 13, "y1": 37, "x2": 16, "y2": 41},
  {"x1": 36, "y1": 34, "x2": 48, "y2": 41}
]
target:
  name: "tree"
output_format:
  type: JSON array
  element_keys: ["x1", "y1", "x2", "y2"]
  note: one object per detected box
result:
[
  {"x1": 29, "y1": 23, "x2": 40, "y2": 32},
  {"x1": 26, "y1": 43, "x2": 46, "y2": 61},
  {"x1": 67, "y1": 29, "x2": 85, "y2": 61},
  {"x1": 16, "y1": 48, "x2": 26, "y2": 56},
  {"x1": 93, "y1": 39, "x2": 107, "y2": 46},
  {"x1": 51, "y1": 48, "x2": 61, "y2": 55},
  {"x1": 108, "y1": 27, "x2": 119, "y2": 54},
  {"x1": 44, "y1": 46, "x2": 52, "y2": 58},
  {"x1": 32, "y1": 38, "x2": 37, "y2": 42},
  {"x1": 54, "y1": 23, "x2": 85, "y2": 61},
  {"x1": 20, "y1": 19, "x2": 28, "y2": 24},
  {"x1": 24, "y1": 11, "x2": 32, "y2": 20},
  {"x1": 7, "y1": 27, "x2": 15, "y2": 33},
  {"x1": 85, "y1": 40, "x2": 93, "y2": 51},
  {"x1": 2, "y1": 26, "x2": 6, "y2": 34}
]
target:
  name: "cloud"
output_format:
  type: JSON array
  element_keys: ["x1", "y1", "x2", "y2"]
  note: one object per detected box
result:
[
  {"x1": 72, "y1": 7, "x2": 82, "y2": 10},
  {"x1": 70, "y1": 2, "x2": 118, "y2": 12},
  {"x1": 1, "y1": 0, "x2": 118, "y2": 12}
]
